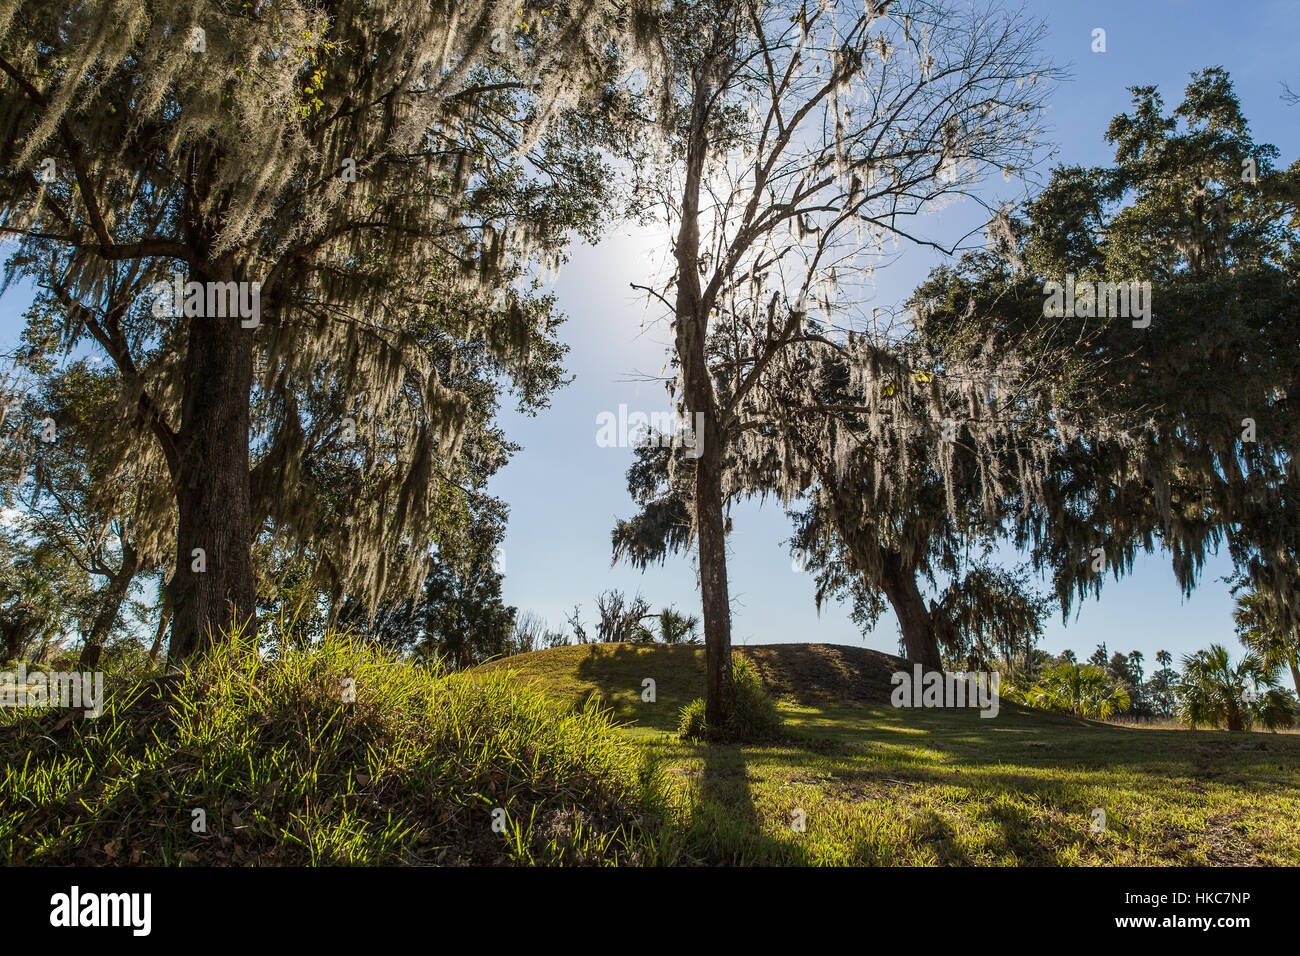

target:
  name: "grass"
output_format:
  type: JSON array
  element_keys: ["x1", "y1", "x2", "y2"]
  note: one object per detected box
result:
[
  {"x1": 6, "y1": 637, "x2": 1297, "y2": 866},
  {"x1": 0, "y1": 635, "x2": 672, "y2": 866},
  {"x1": 487, "y1": 643, "x2": 1300, "y2": 865}
]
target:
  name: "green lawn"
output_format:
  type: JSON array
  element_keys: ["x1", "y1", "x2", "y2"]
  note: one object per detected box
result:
[{"x1": 483, "y1": 643, "x2": 1300, "y2": 865}]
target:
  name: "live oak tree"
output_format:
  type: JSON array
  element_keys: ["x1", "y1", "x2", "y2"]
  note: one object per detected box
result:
[
  {"x1": 623, "y1": 0, "x2": 1053, "y2": 728},
  {"x1": 911, "y1": 69, "x2": 1300, "y2": 642},
  {"x1": 620, "y1": 413, "x2": 1054, "y2": 674},
  {"x1": 763, "y1": 333, "x2": 1059, "y2": 671},
  {"x1": 0, "y1": 0, "x2": 641, "y2": 662}
]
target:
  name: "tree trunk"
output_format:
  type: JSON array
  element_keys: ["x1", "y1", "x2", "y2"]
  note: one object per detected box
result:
[
  {"x1": 673, "y1": 64, "x2": 733, "y2": 732},
  {"x1": 879, "y1": 550, "x2": 944, "y2": 672},
  {"x1": 1226, "y1": 706, "x2": 1244, "y2": 733},
  {"x1": 821, "y1": 471, "x2": 945, "y2": 677},
  {"x1": 79, "y1": 543, "x2": 139, "y2": 669},
  {"x1": 147, "y1": 577, "x2": 174, "y2": 665},
  {"x1": 1289, "y1": 653, "x2": 1300, "y2": 699},
  {"x1": 695, "y1": 433, "x2": 733, "y2": 730},
  {"x1": 167, "y1": 298, "x2": 257, "y2": 665}
]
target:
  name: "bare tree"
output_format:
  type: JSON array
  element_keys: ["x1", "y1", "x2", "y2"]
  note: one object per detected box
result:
[
  {"x1": 627, "y1": 0, "x2": 1054, "y2": 728},
  {"x1": 565, "y1": 604, "x2": 591, "y2": 644},
  {"x1": 595, "y1": 589, "x2": 654, "y2": 642},
  {"x1": 508, "y1": 610, "x2": 549, "y2": 655}
]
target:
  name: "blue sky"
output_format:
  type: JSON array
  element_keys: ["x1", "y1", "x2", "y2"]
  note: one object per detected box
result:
[{"x1": 3, "y1": 0, "x2": 1297, "y2": 667}]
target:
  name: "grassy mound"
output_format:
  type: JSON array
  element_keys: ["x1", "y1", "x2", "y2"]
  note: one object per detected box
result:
[
  {"x1": 0, "y1": 636, "x2": 671, "y2": 866},
  {"x1": 481, "y1": 641, "x2": 905, "y2": 733}
]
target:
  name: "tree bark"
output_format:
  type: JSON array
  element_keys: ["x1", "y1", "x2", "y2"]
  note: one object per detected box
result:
[
  {"x1": 819, "y1": 466, "x2": 945, "y2": 676},
  {"x1": 167, "y1": 294, "x2": 257, "y2": 665},
  {"x1": 673, "y1": 60, "x2": 733, "y2": 731},
  {"x1": 879, "y1": 549, "x2": 944, "y2": 672},
  {"x1": 78, "y1": 543, "x2": 139, "y2": 669},
  {"x1": 1289, "y1": 653, "x2": 1300, "y2": 699},
  {"x1": 1226, "y1": 705, "x2": 1244, "y2": 733}
]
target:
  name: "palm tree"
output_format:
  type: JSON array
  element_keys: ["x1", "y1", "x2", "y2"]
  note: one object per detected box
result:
[
  {"x1": 1014, "y1": 663, "x2": 1131, "y2": 720},
  {"x1": 657, "y1": 607, "x2": 701, "y2": 645},
  {"x1": 1176, "y1": 644, "x2": 1296, "y2": 732}
]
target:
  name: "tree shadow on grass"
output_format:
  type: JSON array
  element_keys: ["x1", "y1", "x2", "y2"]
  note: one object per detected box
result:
[
  {"x1": 689, "y1": 705, "x2": 1300, "y2": 864},
  {"x1": 573, "y1": 642, "x2": 704, "y2": 732},
  {"x1": 909, "y1": 808, "x2": 979, "y2": 865},
  {"x1": 678, "y1": 739, "x2": 814, "y2": 865}
]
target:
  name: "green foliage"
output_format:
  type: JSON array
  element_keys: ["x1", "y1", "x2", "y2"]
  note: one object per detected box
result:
[
  {"x1": 338, "y1": 506, "x2": 517, "y2": 669},
  {"x1": 611, "y1": 442, "x2": 696, "y2": 571},
  {"x1": 988, "y1": 647, "x2": 1055, "y2": 694},
  {"x1": 726, "y1": 656, "x2": 783, "y2": 741},
  {"x1": 0, "y1": 629, "x2": 674, "y2": 865},
  {"x1": 594, "y1": 589, "x2": 654, "y2": 643},
  {"x1": 1144, "y1": 650, "x2": 1181, "y2": 719},
  {"x1": 0, "y1": 526, "x2": 92, "y2": 664},
  {"x1": 561, "y1": 593, "x2": 700, "y2": 647},
  {"x1": 656, "y1": 606, "x2": 700, "y2": 645},
  {"x1": 0, "y1": 0, "x2": 633, "y2": 660},
  {"x1": 1079, "y1": 643, "x2": 1153, "y2": 717},
  {"x1": 1234, "y1": 582, "x2": 1300, "y2": 695},
  {"x1": 935, "y1": 563, "x2": 1055, "y2": 669}
]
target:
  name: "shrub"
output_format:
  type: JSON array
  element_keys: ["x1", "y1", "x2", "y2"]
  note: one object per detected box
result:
[
  {"x1": 678, "y1": 697, "x2": 708, "y2": 740},
  {"x1": 678, "y1": 655, "x2": 782, "y2": 743}
]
